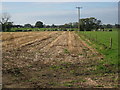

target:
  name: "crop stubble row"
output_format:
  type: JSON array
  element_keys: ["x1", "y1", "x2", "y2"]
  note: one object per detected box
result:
[{"x1": 2, "y1": 31, "x2": 106, "y2": 88}]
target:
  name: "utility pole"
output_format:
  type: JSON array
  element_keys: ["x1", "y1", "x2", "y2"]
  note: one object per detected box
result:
[{"x1": 76, "y1": 7, "x2": 82, "y2": 31}]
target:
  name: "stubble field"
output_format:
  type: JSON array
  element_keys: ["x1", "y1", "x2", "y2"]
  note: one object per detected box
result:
[{"x1": 2, "y1": 31, "x2": 118, "y2": 88}]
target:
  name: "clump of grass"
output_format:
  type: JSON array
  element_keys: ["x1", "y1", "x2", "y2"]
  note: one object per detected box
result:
[
  {"x1": 63, "y1": 83, "x2": 73, "y2": 87},
  {"x1": 95, "y1": 85, "x2": 104, "y2": 87},
  {"x1": 69, "y1": 79, "x2": 86, "y2": 83},
  {"x1": 27, "y1": 64, "x2": 33, "y2": 68},
  {"x1": 79, "y1": 79, "x2": 86, "y2": 82},
  {"x1": 28, "y1": 78, "x2": 38, "y2": 82},
  {"x1": 70, "y1": 70, "x2": 82, "y2": 76},
  {"x1": 70, "y1": 70, "x2": 76, "y2": 74},
  {"x1": 50, "y1": 65, "x2": 64, "y2": 70},
  {"x1": 78, "y1": 53, "x2": 83, "y2": 56},
  {"x1": 64, "y1": 48, "x2": 70, "y2": 54},
  {"x1": 48, "y1": 82, "x2": 57, "y2": 86},
  {"x1": 60, "y1": 62, "x2": 72, "y2": 68},
  {"x1": 69, "y1": 80, "x2": 78, "y2": 83},
  {"x1": 95, "y1": 64, "x2": 112, "y2": 73},
  {"x1": 100, "y1": 44, "x2": 107, "y2": 50},
  {"x1": 6, "y1": 67, "x2": 22, "y2": 76}
]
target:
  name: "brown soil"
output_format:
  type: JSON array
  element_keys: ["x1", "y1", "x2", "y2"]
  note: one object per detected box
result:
[{"x1": 2, "y1": 31, "x2": 118, "y2": 88}]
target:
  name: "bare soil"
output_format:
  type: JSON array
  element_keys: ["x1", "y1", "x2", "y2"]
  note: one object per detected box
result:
[{"x1": 2, "y1": 31, "x2": 118, "y2": 88}]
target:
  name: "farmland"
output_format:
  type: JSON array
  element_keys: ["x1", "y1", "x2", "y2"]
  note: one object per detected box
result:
[
  {"x1": 77, "y1": 31, "x2": 118, "y2": 78},
  {"x1": 2, "y1": 31, "x2": 118, "y2": 88},
  {"x1": 10, "y1": 28, "x2": 78, "y2": 32},
  {"x1": 77, "y1": 30, "x2": 118, "y2": 66}
]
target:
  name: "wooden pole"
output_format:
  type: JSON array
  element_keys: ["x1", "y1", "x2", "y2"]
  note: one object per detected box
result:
[{"x1": 109, "y1": 37, "x2": 112, "y2": 49}]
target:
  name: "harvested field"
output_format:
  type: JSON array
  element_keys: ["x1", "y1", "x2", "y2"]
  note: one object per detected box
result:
[{"x1": 2, "y1": 31, "x2": 118, "y2": 88}]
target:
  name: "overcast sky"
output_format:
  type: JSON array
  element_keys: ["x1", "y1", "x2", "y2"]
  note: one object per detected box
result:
[{"x1": 1, "y1": 2, "x2": 118, "y2": 25}]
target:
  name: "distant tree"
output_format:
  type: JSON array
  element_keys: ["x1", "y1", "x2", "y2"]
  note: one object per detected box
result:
[
  {"x1": 51, "y1": 24, "x2": 57, "y2": 28},
  {"x1": 115, "y1": 24, "x2": 120, "y2": 28},
  {"x1": 95, "y1": 20, "x2": 102, "y2": 30},
  {"x1": 24, "y1": 24, "x2": 32, "y2": 28},
  {"x1": 6, "y1": 22, "x2": 13, "y2": 31},
  {"x1": 43, "y1": 24, "x2": 46, "y2": 28},
  {"x1": 68, "y1": 22, "x2": 73, "y2": 28},
  {"x1": 72, "y1": 22, "x2": 78, "y2": 28},
  {"x1": 64, "y1": 24, "x2": 70, "y2": 28},
  {"x1": 106, "y1": 24, "x2": 112, "y2": 28},
  {"x1": 12, "y1": 25, "x2": 23, "y2": 28},
  {"x1": 0, "y1": 13, "x2": 11, "y2": 24},
  {"x1": 59, "y1": 25, "x2": 64, "y2": 28},
  {"x1": 0, "y1": 12, "x2": 12, "y2": 32},
  {"x1": 102, "y1": 24, "x2": 106, "y2": 28},
  {"x1": 45, "y1": 25, "x2": 50, "y2": 28},
  {"x1": 80, "y1": 17, "x2": 102, "y2": 31},
  {"x1": 35, "y1": 21, "x2": 44, "y2": 28}
]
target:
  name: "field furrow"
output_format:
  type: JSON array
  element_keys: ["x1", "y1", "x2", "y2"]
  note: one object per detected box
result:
[{"x1": 2, "y1": 31, "x2": 118, "y2": 88}]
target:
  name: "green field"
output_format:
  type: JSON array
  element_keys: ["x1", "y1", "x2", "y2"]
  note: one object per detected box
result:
[
  {"x1": 77, "y1": 30, "x2": 118, "y2": 73},
  {"x1": 11, "y1": 28, "x2": 46, "y2": 31},
  {"x1": 11, "y1": 27, "x2": 78, "y2": 32}
]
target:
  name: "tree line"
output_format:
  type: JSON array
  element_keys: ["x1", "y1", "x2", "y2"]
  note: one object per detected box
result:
[{"x1": 0, "y1": 13, "x2": 120, "y2": 32}]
